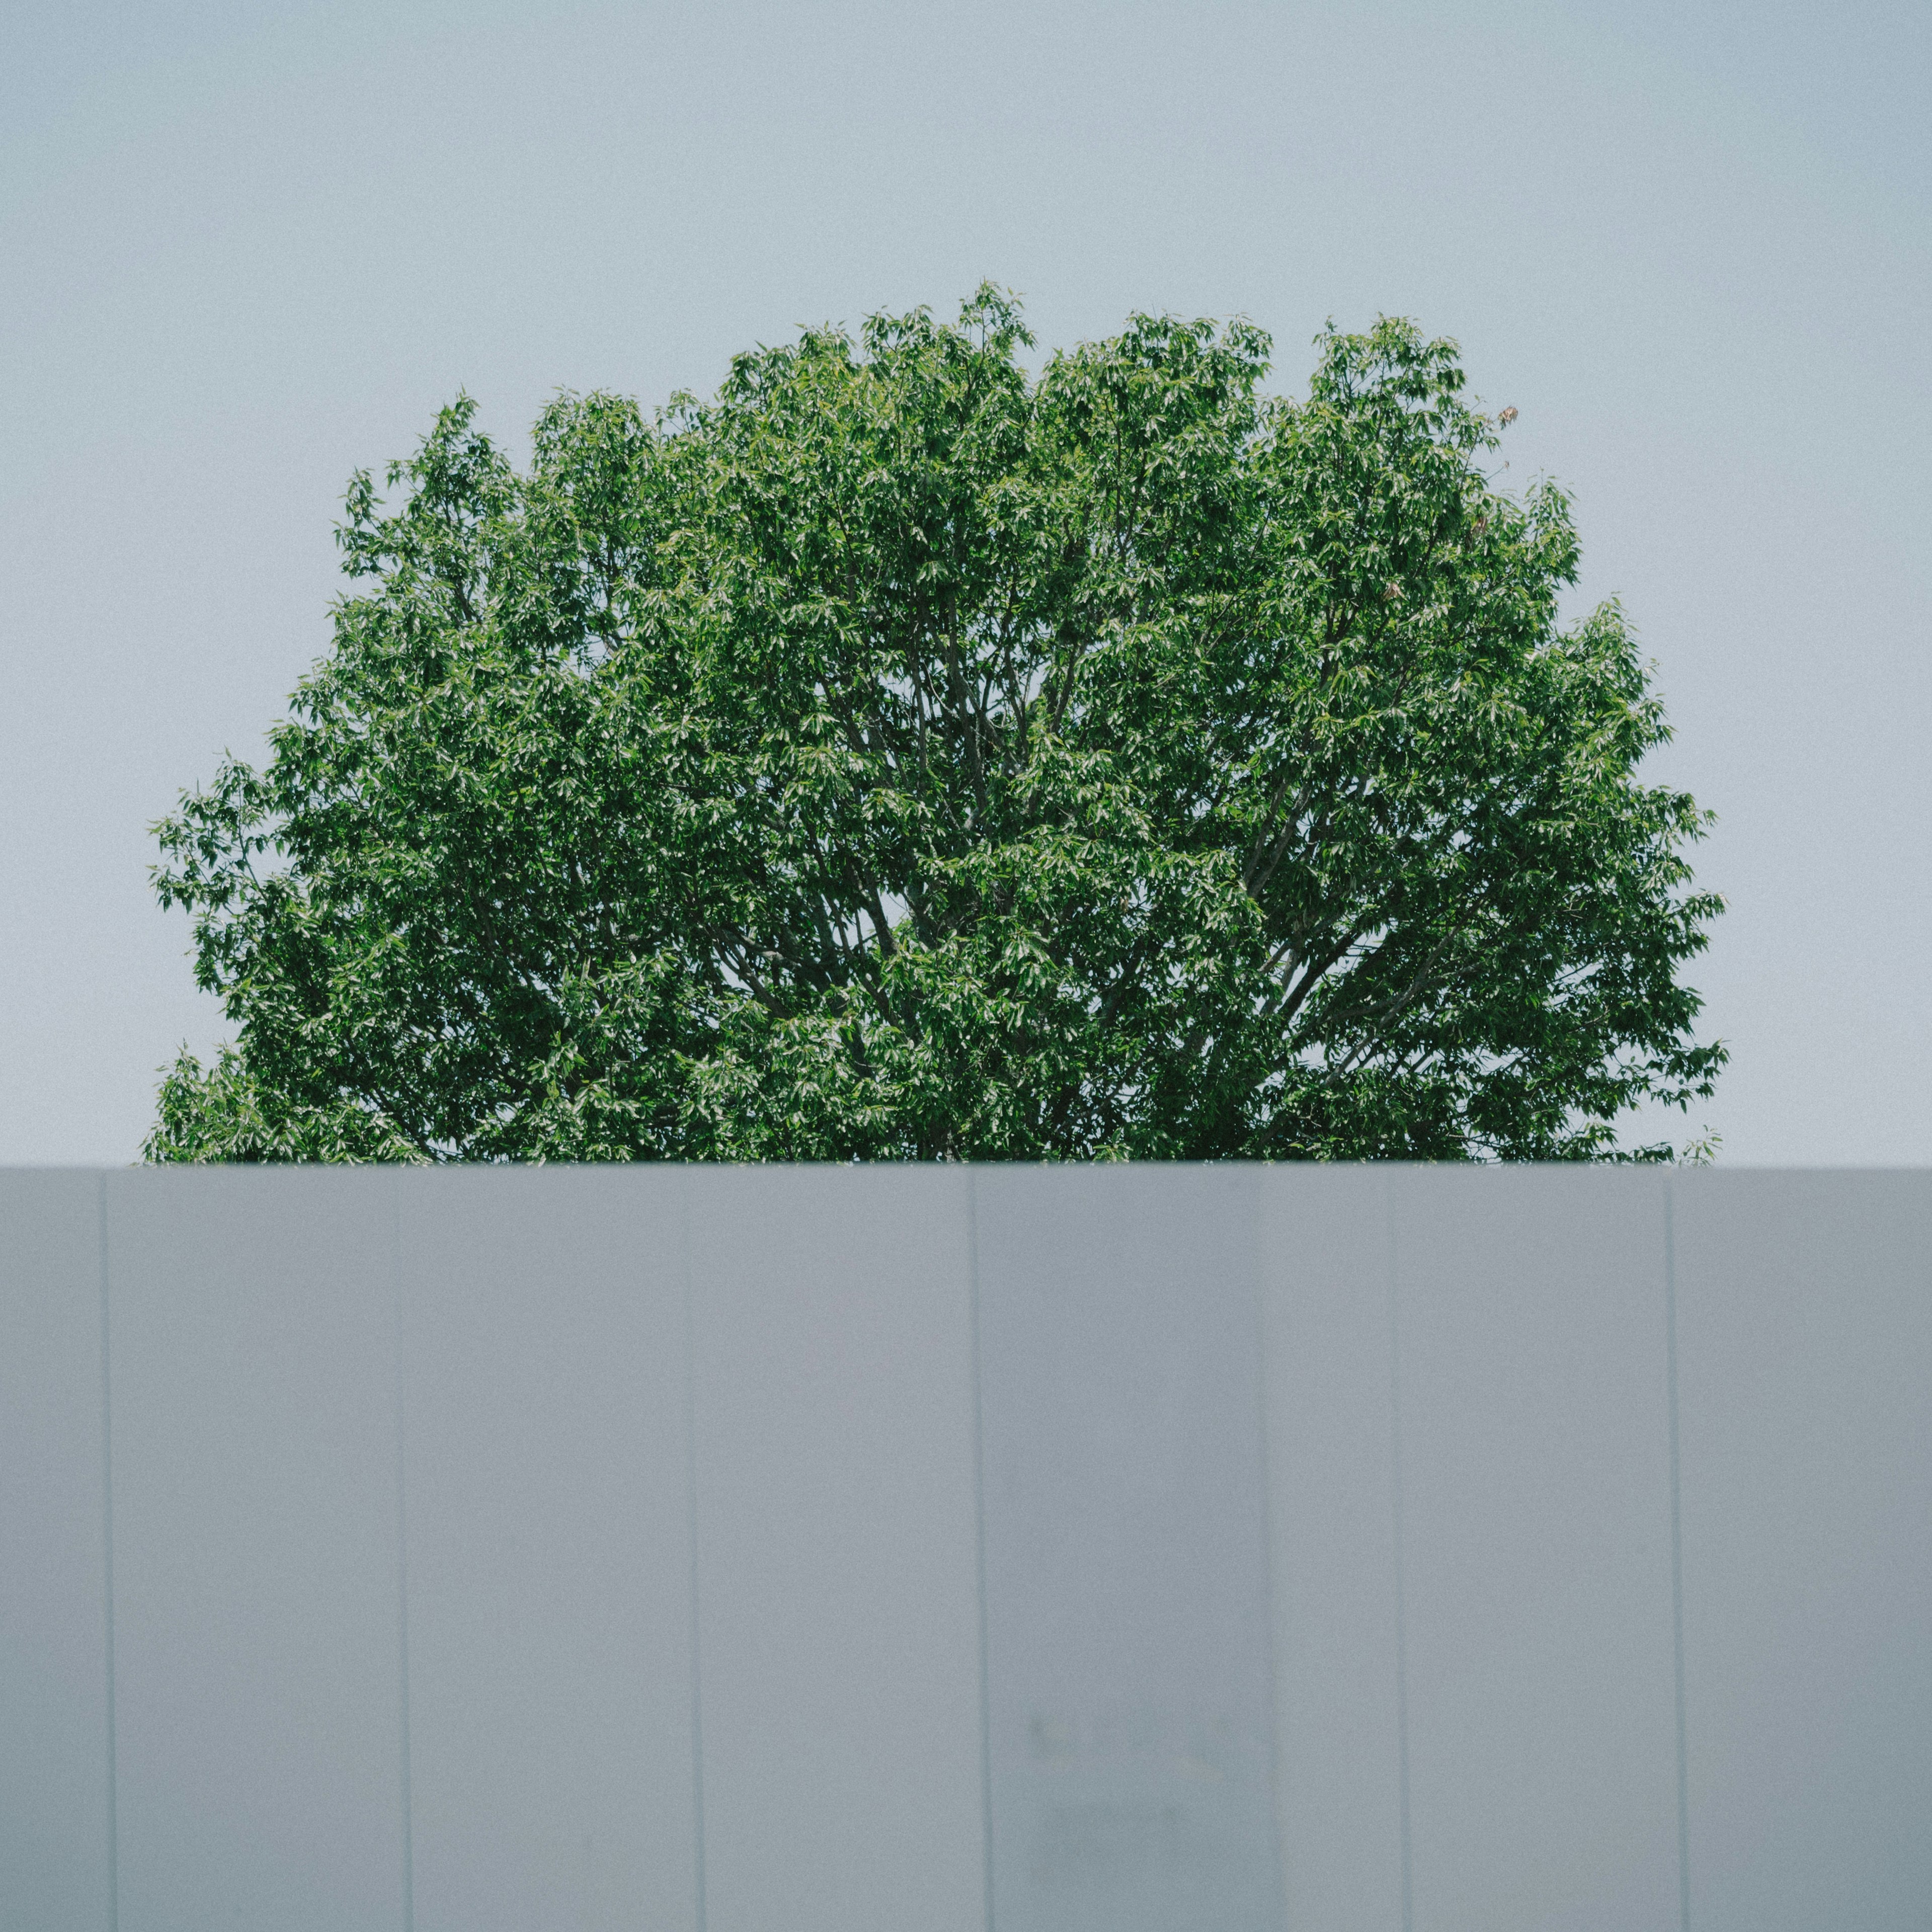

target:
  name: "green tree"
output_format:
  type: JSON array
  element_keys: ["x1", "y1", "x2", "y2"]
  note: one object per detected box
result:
[{"x1": 148, "y1": 290, "x2": 1722, "y2": 1163}]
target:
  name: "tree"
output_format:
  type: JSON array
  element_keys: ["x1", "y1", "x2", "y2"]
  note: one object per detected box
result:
[{"x1": 148, "y1": 289, "x2": 1722, "y2": 1163}]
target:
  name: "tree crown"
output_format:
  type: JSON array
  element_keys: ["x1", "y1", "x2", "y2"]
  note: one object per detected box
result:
[{"x1": 151, "y1": 290, "x2": 1722, "y2": 1162}]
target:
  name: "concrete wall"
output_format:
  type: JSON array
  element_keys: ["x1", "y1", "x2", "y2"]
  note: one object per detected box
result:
[{"x1": 3, "y1": 1166, "x2": 1927, "y2": 1931}]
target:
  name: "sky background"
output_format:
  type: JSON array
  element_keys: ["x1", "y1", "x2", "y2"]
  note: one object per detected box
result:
[{"x1": 3, "y1": 0, "x2": 1927, "y2": 1165}]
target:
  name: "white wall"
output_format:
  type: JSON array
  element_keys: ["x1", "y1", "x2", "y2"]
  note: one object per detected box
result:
[{"x1": 3, "y1": 1167, "x2": 1927, "y2": 1932}]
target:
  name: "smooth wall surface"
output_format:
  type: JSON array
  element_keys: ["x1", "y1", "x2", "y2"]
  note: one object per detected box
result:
[
  {"x1": 1673, "y1": 1172, "x2": 1932, "y2": 1932},
  {"x1": 105, "y1": 1170, "x2": 406, "y2": 1932},
  {"x1": 3, "y1": 1166, "x2": 1929, "y2": 1932},
  {"x1": 977, "y1": 1166, "x2": 1281, "y2": 1932},
  {"x1": 394, "y1": 1168, "x2": 697, "y2": 1932},
  {"x1": 0, "y1": 1170, "x2": 113, "y2": 1932},
  {"x1": 685, "y1": 1165, "x2": 986, "y2": 1932}
]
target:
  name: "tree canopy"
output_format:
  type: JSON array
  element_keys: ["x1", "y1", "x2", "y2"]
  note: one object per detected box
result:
[{"x1": 149, "y1": 289, "x2": 1722, "y2": 1163}]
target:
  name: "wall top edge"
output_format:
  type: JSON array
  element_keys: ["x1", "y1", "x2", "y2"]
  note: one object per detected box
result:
[{"x1": 6, "y1": 1162, "x2": 1929, "y2": 1179}]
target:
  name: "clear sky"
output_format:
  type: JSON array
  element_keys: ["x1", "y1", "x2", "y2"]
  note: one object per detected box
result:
[{"x1": 3, "y1": 0, "x2": 1926, "y2": 1165}]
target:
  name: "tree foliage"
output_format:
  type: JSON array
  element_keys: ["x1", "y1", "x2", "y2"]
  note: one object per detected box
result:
[{"x1": 149, "y1": 290, "x2": 1722, "y2": 1162}]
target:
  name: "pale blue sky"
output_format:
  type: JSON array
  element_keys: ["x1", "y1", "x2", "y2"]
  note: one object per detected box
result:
[{"x1": 4, "y1": 0, "x2": 1926, "y2": 1163}]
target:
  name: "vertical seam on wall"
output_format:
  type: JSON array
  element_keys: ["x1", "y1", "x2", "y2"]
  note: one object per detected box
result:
[
  {"x1": 97, "y1": 1174, "x2": 119, "y2": 1932},
  {"x1": 680, "y1": 1170, "x2": 708, "y2": 1932},
  {"x1": 1665, "y1": 1179, "x2": 1692, "y2": 1932},
  {"x1": 390, "y1": 1173, "x2": 416, "y2": 1932},
  {"x1": 1386, "y1": 1173, "x2": 1414, "y2": 1932},
  {"x1": 1248, "y1": 1171, "x2": 1291, "y2": 1920},
  {"x1": 966, "y1": 1169, "x2": 996, "y2": 1932}
]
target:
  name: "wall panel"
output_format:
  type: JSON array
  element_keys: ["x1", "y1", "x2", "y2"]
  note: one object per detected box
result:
[
  {"x1": 975, "y1": 1165, "x2": 1281, "y2": 1932},
  {"x1": 0, "y1": 1170, "x2": 113, "y2": 1932},
  {"x1": 686, "y1": 1165, "x2": 986, "y2": 1932},
  {"x1": 104, "y1": 1168, "x2": 407, "y2": 1932},
  {"x1": 1674, "y1": 1171, "x2": 1932, "y2": 1932},
  {"x1": 396, "y1": 1167, "x2": 698, "y2": 1932},
  {"x1": 1390, "y1": 1167, "x2": 1680, "y2": 1932}
]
